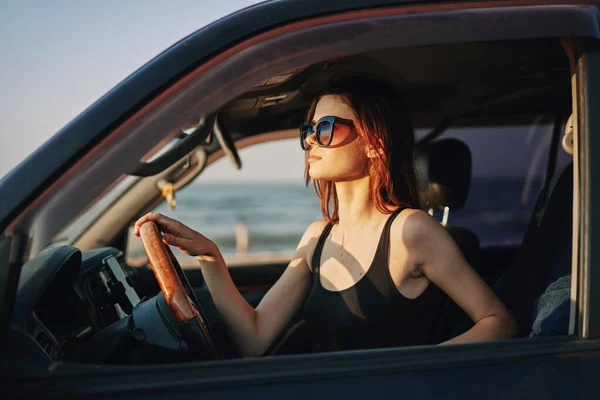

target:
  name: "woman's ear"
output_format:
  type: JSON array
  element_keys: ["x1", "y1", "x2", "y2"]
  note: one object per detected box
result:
[
  {"x1": 367, "y1": 148, "x2": 378, "y2": 159},
  {"x1": 366, "y1": 146, "x2": 385, "y2": 159}
]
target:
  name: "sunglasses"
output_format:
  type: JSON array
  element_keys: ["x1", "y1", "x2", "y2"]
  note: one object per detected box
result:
[{"x1": 300, "y1": 116, "x2": 355, "y2": 151}]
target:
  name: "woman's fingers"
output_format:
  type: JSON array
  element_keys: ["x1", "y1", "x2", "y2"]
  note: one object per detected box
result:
[
  {"x1": 151, "y1": 213, "x2": 185, "y2": 236},
  {"x1": 163, "y1": 232, "x2": 215, "y2": 258},
  {"x1": 133, "y1": 214, "x2": 152, "y2": 236},
  {"x1": 162, "y1": 233, "x2": 191, "y2": 249},
  {"x1": 133, "y1": 213, "x2": 218, "y2": 258},
  {"x1": 134, "y1": 213, "x2": 186, "y2": 237}
]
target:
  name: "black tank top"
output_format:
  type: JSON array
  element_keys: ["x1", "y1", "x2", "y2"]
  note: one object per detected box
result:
[{"x1": 303, "y1": 208, "x2": 447, "y2": 352}]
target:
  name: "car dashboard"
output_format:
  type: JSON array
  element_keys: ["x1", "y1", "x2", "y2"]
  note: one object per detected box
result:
[{"x1": 11, "y1": 246, "x2": 142, "y2": 363}]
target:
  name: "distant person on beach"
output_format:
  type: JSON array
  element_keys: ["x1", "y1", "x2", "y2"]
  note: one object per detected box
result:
[
  {"x1": 134, "y1": 76, "x2": 517, "y2": 356},
  {"x1": 234, "y1": 218, "x2": 249, "y2": 254}
]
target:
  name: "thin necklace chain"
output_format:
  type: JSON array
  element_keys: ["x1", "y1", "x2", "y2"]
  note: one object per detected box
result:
[
  {"x1": 335, "y1": 224, "x2": 365, "y2": 275},
  {"x1": 337, "y1": 224, "x2": 346, "y2": 257}
]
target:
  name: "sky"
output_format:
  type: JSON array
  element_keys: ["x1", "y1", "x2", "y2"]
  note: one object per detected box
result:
[{"x1": 0, "y1": 0, "x2": 309, "y2": 182}]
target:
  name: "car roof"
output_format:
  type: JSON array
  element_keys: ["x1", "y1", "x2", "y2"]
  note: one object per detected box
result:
[{"x1": 218, "y1": 38, "x2": 569, "y2": 142}]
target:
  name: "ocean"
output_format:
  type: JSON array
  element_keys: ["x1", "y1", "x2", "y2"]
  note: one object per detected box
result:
[{"x1": 127, "y1": 178, "x2": 544, "y2": 264}]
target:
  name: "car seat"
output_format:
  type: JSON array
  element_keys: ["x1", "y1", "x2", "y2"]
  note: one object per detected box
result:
[
  {"x1": 493, "y1": 162, "x2": 573, "y2": 337},
  {"x1": 448, "y1": 161, "x2": 574, "y2": 339},
  {"x1": 414, "y1": 138, "x2": 481, "y2": 272},
  {"x1": 414, "y1": 138, "x2": 486, "y2": 341}
]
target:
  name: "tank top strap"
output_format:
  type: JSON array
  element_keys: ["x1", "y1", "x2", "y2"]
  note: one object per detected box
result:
[
  {"x1": 373, "y1": 207, "x2": 406, "y2": 266},
  {"x1": 311, "y1": 222, "x2": 334, "y2": 275}
]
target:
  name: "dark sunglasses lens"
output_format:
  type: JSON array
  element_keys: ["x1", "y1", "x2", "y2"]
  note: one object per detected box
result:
[
  {"x1": 300, "y1": 124, "x2": 312, "y2": 150},
  {"x1": 317, "y1": 121, "x2": 332, "y2": 146}
]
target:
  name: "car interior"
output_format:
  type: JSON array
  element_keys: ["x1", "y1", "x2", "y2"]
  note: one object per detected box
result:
[{"x1": 7, "y1": 34, "x2": 576, "y2": 366}]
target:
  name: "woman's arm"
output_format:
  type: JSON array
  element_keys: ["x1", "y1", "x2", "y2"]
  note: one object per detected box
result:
[
  {"x1": 395, "y1": 210, "x2": 518, "y2": 344},
  {"x1": 134, "y1": 213, "x2": 324, "y2": 357}
]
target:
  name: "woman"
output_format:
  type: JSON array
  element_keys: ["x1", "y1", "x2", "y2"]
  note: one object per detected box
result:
[{"x1": 134, "y1": 77, "x2": 518, "y2": 357}]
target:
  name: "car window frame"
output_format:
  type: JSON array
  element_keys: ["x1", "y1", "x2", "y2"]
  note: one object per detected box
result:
[{"x1": 575, "y1": 39, "x2": 600, "y2": 338}]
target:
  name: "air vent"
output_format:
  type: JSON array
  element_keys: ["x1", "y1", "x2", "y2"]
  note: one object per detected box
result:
[
  {"x1": 36, "y1": 331, "x2": 59, "y2": 360},
  {"x1": 87, "y1": 274, "x2": 119, "y2": 327},
  {"x1": 27, "y1": 313, "x2": 60, "y2": 360}
]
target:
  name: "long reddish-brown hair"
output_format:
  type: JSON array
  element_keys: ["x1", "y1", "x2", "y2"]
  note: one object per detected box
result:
[{"x1": 304, "y1": 76, "x2": 419, "y2": 224}]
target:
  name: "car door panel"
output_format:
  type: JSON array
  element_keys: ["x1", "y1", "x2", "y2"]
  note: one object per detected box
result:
[{"x1": 4, "y1": 338, "x2": 598, "y2": 399}]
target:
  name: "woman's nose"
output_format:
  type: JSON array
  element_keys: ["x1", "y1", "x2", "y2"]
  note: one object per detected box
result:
[{"x1": 305, "y1": 132, "x2": 318, "y2": 147}]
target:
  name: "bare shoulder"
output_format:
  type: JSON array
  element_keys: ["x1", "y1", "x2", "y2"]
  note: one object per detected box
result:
[
  {"x1": 391, "y1": 208, "x2": 446, "y2": 249},
  {"x1": 299, "y1": 219, "x2": 329, "y2": 249},
  {"x1": 303, "y1": 219, "x2": 330, "y2": 239},
  {"x1": 297, "y1": 219, "x2": 329, "y2": 271}
]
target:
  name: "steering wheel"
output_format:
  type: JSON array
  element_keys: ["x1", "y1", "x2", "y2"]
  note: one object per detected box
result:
[{"x1": 138, "y1": 221, "x2": 222, "y2": 359}]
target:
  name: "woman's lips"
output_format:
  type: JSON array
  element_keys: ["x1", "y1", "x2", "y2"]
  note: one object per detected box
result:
[{"x1": 308, "y1": 155, "x2": 322, "y2": 162}]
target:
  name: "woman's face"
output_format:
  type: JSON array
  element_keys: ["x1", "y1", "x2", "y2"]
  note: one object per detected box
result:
[{"x1": 306, "y1": 95, "x2": 370, "y2": 182}]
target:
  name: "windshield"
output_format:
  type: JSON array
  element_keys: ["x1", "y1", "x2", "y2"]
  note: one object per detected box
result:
[
  {"x1": 51, "y1": 175, "x2": 140, "y2": 246},
  {"x1": 50, "y1": 136, "x2": 187, "y2": 246}
]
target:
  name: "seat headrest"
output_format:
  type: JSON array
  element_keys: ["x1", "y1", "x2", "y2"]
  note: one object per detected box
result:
[{"x1": 415, "y1": 138, "x2": 472, "y2": 210}]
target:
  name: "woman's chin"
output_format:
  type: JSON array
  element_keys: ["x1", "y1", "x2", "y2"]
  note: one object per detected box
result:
[
  {"x1": 308, "y1": 170, "x2": 331, "y2": 181},
  {"x1": 308, "y1": 166, "x2": 351, "y2": 182},
  {"x1": 309, "y1": 170, "x2": 367, "y2": 183}
]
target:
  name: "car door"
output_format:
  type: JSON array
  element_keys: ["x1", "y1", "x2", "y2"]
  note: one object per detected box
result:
[{"x1": 2, "y1": 2, "x2": 600, "y2": 399}]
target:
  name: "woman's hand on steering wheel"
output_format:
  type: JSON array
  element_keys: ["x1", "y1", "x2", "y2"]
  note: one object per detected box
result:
[
  {"x1": 136, "y1": 218, "x2": 223, "y2": 359},
  {"x1": 134, "y1": 213, "x2": 221, "y2": 262}
]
